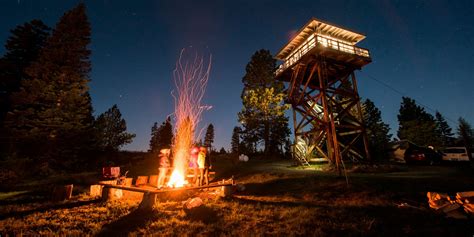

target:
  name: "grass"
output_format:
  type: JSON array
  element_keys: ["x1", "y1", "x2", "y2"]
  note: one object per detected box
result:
[{"x1": 1, "y1": 155, "x2": 473, "y2": 236}]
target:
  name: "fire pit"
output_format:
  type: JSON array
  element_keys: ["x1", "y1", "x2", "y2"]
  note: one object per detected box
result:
[{"x1": 99, "y1": 178, "x2": 235, "y2": 211}]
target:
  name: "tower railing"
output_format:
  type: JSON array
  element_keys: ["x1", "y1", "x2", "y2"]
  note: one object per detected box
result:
[{"x1": 276, "y1": 34, "x2": 370, "y2": 75}]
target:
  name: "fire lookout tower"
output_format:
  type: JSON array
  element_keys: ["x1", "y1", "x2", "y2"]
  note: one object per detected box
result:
[{"x1": 275, "y1": 18, "x2": 372, "y2": 170}]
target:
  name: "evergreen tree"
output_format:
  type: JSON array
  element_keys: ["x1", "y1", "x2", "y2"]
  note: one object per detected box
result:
[
  {"x1": 231, "y1": 126, "x2": 241, "y2": 154},
  {"x1": 219, "y1": 147, "x2": 227, "y2": 154},
  {"x1": 149, "y1": 122, "x2": 159, "y2": 152},
  {"x1": 397, "y1": 97, "x2": 440, "y2": 147},
  {"x1": 149, "y1": 117, "x2": 173, "y2": 154},
  {"x1": 0, "y1": 20, "x2": 50, "y2": 124},
  {"x1": 0, "y1": 20, "x2": 50, "y2": 157},
  {"x1": 94, "y1": 104, "x2": 135, "y2": 151},
  {"x1": 363, "y1": 99, "x2": 392, "y2": 160},
  {"x1": 435, "y1": 111, "x2": 454, "y2": 147},
  {"x1": 5, "y1": 3, "x2": 94, "y2": 159},
  {"x1": 456, "y1": 117, "x2": 473, "y2": 157},
  {"x1": 204, "y1": 123, "x2": 215, "y2": 150},
  {"x1": 268, "y1": 115, "x2": 291, "y2": 155},
  {"x1": 239, "y1": 49, "x2": 289, "y2": 155}
]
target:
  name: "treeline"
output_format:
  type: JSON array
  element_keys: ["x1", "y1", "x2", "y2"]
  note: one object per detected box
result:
[
  {"x1": 0, "y1": 4, "x2": 135, "y2": 171},
  {"x1": 397, "y1": 97, "x2": 473, "y2": 150},
  {"x1": 147, "y1": 117, "x2": 217, "y2": 156},
  {"x1": 231, "y1": 49, "x2": 474, "y2": 160}
]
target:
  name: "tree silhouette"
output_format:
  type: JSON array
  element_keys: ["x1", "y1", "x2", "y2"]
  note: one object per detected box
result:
[
  {"x1": 397, "y1": 97, "x2": 439, "y2": 147},
  {"x1": 94, "y1": 105, "x2": 135, "y2": 151},
  {"x1": 435, "y1": 111, "x2": 454, "y2": 147},
  {"x1": 6, "y1": 3, "x2": 94, "y2": 159},
  {"x1": 204, "y1": 123, "x2": 215, "y2": 150},
  {"x1": 149, "y1": 117, "x2": 173, "y2": 154},
  {"x1": 363, "y1": 99, "x2": 392, "y2": 160},
  {"x1": 231, "y1": 126, "x2": 241, "y2": 154}
]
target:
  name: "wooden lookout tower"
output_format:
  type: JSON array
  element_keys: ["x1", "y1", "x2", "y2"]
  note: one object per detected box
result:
[{"x1": 275, "y1": 18, "x2": 372, "y2": 170}]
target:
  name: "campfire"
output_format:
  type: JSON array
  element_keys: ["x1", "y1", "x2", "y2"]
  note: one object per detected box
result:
[{"x1": 166, "y1": 49, "x2": 212, "y2": 188}]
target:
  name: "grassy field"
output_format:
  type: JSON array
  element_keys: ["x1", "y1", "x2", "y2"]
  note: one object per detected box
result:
[{"x1": 1, "y1": 155, "x2": 473, "y2": 236}]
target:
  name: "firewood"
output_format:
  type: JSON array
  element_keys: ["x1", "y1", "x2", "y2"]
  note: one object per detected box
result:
[
  {"x1": 463, "y1": 204, "x2": 474, "y2": 214},
  {"x1": 445, "y1": 209, "x2": 467, "y2": 219},
  {"x1": 441, "y1": 203, "x2": 461, "y2": 213},
  {"x1": 456, "y1": 191, "x2": 474, "y2": 199}
]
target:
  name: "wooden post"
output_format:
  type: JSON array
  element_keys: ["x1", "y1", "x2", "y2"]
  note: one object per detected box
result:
[
  {"x1": 138, "y1": 192, "x2": 157, "y2": 211},
  {"x1": 101, "y1": 186, "x2": 123, "y2": 201},
  {"x1": 51, "y1": 184, "x2": 73, "y2": 202}
]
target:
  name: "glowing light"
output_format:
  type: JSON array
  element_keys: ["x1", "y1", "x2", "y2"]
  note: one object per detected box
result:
[
  {"x1": 166, "y1": 49, "x2": 212, "y2": 188},
  {"x1": 167, "y1": 169, "x2": 187, "y2": 188}
]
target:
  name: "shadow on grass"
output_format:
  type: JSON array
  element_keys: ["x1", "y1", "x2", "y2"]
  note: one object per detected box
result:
[
  {"x1": 98, "y1": 208, "x2": 158, "y2": 236},
  {"x1": 98, "y1": 204, "x2": 218, "y2": 236},
  {"x1": 0, "y1": 199, "x2": 100, "y2": 220},
  {"x1": 226, "y1": 196, "x2": 325, "y2": 208},
  {"x1": 184, "y1": 205, "x2": 218, "y2": 224}
]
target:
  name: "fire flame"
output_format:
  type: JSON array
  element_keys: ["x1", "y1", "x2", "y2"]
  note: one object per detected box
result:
[
  {"x1": 167, "y1": 169, "x2": 187, "y2": 188},
  {"x1": 166, "y1": 49, "x2": 212, "y2": 188}
]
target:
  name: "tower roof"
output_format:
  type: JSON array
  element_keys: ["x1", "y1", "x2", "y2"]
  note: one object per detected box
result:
[{"x1": 275, "y1": 18, "x2": 366, "y2": 60}]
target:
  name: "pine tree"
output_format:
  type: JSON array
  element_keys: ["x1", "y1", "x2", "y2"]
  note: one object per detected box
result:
[
  {"x1": 219, "y1": 147, "x2": 227, "y2": 154},
  {"x1": 397, "y1": 97, "x2": 440, "y2": 147},
  {"x1": 0, "y1": 20, "x2": 50, "y2": 124},
  {"x1": 5, "y1": 3, "x2": 94, "y2": 159},
  {"x1": 239, "y1": 49, "x2": 289, "y2": 155},
  {"x1": 231, "y1": 126, "x2": 241, "y2": 154},
  {"x1": 204, "y1": 123, "x2": 215, "y2": 150},
  {"x1": 435, "y1": 111, "x2": 454, "y2": 147},
  {"x1": 457, "y1": 117, "x2": 473, "y2": 157},
  {"x1": 149, "y1": 122, "x2": 159, "y2": 152},
  {"x1": 363, "y1": 99, "x2": 392, "y2": 160},
  {"x1": 0, "y1": 20, "x2": 50, "y2": 157},
  {"x1": 269, "y1": 115, "x2": 291, "y2": 155},
  {"x1": 149, "y1": 117, "x2": 173, "y2": 154},
  {"x1": 94, "y1": 105, "x2": 135, "y2": 151}
]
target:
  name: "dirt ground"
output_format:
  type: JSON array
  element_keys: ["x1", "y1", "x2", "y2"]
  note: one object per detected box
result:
[{"x1": 1, "y1": 156, "x2": 474, "y2": 236}]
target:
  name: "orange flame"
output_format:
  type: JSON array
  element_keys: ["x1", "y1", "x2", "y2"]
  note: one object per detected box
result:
[{"x1": 167, "y1": 49, "x2": 212, "y2": 188}]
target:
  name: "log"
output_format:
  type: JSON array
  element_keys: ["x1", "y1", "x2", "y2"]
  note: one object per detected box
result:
[
  {"x1": 51, "y1": 184, "x2": 73, "y2": 202},
  {"x1": 456, "y1": 191, "x2": 474, "y2": 199},
  {"x1": 427, "y1": 192, "x2": 448, "y2": 201},
  {"x1": 149, "y1": 175, "x2": 159, "y2": 187},
  {"x1": 464, "y1": 203, "x2": 474, "y2": 214},
  {"x1": 99, "y1": 180, "x2": 117, "y2": 185},
  {"x1": 135, "y1": 176, "x2": 148, "y2": 186},
  {"x1": 101, "y1": 186, "x2": 123, "y2": 201},
  {"x1": 220, "y1": 185, "x2": 233, "y2": 197},
  {"x1": 441, "y1": 203, "x2": 461, "y2": 213},
  {"x1": 90, "y1": 184, "x2": 102, "y2": 197},
  {"x1": 124, "y1": 178, "x2": 133, "y2": 187}
]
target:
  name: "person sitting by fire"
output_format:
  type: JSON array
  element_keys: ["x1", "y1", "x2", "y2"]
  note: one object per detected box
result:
[
  {"x1": 197, "y1": 146, "x2": 212, "y2": 186},
  {"x1": 189, "y1": 147, "x2": 199, "y2": 186},
  {"x1": 157, "y1": 148, "x2": 171, "y2": 189}
]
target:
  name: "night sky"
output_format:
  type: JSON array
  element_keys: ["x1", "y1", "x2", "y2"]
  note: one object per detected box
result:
[{"x1": 1, "y1": 0, "x2": 473, "y2": 151}]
